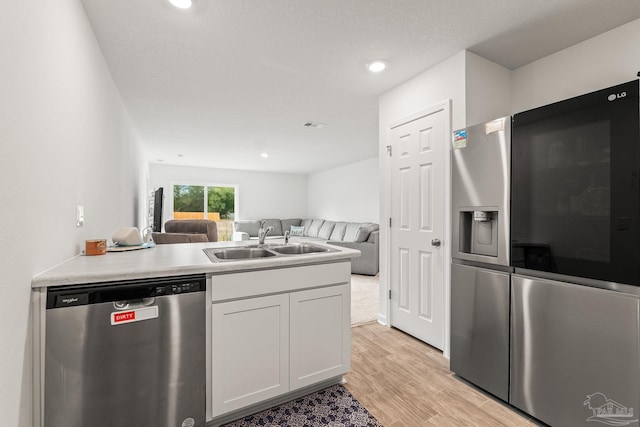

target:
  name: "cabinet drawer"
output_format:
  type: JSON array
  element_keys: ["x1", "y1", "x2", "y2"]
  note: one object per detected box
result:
[{"x1": 211, "y1": 262, "x2": 351, "y2": 302}]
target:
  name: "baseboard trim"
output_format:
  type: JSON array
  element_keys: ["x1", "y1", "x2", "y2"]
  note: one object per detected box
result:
[{"x1": 207, "y1": 376, "x2": 344, "y2": 427}]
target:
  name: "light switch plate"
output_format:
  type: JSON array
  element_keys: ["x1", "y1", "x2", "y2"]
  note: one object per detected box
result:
[{"x1": 76, "y1": 205, "x2": 84, "y2": 227}]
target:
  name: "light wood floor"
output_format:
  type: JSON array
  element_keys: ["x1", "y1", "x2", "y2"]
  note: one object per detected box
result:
[{"x1": 344, "y1": 322, "x2": 541, "y2": 427}]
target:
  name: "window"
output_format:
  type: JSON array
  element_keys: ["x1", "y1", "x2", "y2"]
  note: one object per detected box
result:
[{"x1": 173, "y1": 184, "x2": 237, "y2": 241}]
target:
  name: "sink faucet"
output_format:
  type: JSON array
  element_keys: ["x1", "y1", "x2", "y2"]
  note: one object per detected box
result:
[{"x1": 258, "y1": 221, "x2": 274, "y2": 245}]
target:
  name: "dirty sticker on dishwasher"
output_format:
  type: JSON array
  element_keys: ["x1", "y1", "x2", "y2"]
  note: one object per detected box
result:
[
  {"x1": 452, "y1": 130, "x2": 467, "y2": 149},
  {"x1": 111, "y1": 306, "x2": 158, "y2": 325}
]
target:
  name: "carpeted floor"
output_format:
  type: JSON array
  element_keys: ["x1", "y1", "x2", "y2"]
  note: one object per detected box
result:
[
  {"x1": 222, "y1": 384, "x2": 383, "y2": 427},
  {"x1": 350, "y1": 274, "x2": 379, "y2": 326}
]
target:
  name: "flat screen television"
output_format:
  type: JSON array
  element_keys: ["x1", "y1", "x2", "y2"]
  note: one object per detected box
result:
[{"x1": 152, "y1": 187, "x2": 164, "y2": 232}]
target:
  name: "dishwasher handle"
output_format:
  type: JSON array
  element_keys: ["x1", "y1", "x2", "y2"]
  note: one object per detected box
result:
[{"x1": 113, "y1": 297, "x2": 156, "y2": 310}]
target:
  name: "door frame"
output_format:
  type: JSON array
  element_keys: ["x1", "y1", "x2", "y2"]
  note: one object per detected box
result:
[{"x1": 381, "y1": 99, "x2": 452, "y2": 358}]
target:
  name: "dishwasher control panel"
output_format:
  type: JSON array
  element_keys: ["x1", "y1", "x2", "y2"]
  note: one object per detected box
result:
[
  {"x1": 155, "y1": 281, "x2": 200, "y2": 296},
  {"x1": 46, "y1": 275, "x2": 206, "y2": 309}
]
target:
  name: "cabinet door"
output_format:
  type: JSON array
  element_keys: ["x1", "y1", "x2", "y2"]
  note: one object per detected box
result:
[
  {"x1": 290, "y1": 284, "x2": 351, "y2": 390},
  {"x1": 450, "y1": 263, "x2": 510, "y2": 402},
  {"x1": 212, "y1": 294, "x2": 289, "y2": 416},
  {"x1": 511, "y1": 275, "x2": 640, "y2": 427}
]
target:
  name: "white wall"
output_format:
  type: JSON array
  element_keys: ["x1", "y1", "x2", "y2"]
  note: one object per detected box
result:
[
  {"x1": 512, "y1": 18, "x2": 640, "y2": 113},
  {"x1": 380, "y1": 51, "x2": 467, "y2": 134},
  {"x1": 0, "y1": 1, "x2": 143, "y2": 425},
  {"x1": 149, "y1": 163, "x2": 308, "y2": 223},
  {"x1": 466, "y1": 51, "x2": 512, "y2": 126},
  {"x1": 307, "y1": 157, "x2": 379, "y2": 223}
]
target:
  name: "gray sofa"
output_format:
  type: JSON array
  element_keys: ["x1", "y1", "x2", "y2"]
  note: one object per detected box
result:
[{"x1": 233, "y1": 218, "x2": 379, "y2": 276}]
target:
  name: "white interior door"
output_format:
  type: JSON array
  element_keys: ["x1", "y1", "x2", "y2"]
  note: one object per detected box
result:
[{"x1": 389, "y1": 104, "x2": 448, "y2": 350}]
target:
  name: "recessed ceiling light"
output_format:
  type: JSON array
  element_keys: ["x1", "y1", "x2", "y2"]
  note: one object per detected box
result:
[
  {"x1": 367, "y1": 60, "x2": 388, "y2": 73},
  {"x1": 260, "y1": 153, "x2": 269, "y2": 158},
  {"x1": 168, "y1": 0, "x2": 192, "y2": 9}
]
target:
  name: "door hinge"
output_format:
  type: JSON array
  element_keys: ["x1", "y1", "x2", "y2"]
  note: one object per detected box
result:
[
  {"x1": 386, "y1": 145, "x2": 392, "y2": 156},
  {"x1": 388, "y1": 289, "x2": 392, "y2": 300},
  {"x1": 389, "y1": 217, "x2": 392, "y2": 227}
]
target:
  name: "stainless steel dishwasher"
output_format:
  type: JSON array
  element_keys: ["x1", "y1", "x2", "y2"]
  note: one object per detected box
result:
[{"x1": 44, "y1": 275, "x2": 206, "y2": 427}]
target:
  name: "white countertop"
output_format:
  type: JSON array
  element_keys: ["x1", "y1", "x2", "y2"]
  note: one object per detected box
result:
[{"x1": 31, "y1": 239, "x2": 360, "y2": 288}]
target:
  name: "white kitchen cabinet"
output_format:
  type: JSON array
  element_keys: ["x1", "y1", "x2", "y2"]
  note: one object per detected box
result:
[
  {"x1": 290, "y1": 284, "x2": 350, "y2": 390},
  {"x1": 209, "y1": 262, "x2": 352, "y2": 421},
  {"x1": 211, "y1": 293, "x2": 290, "y2": 416}
]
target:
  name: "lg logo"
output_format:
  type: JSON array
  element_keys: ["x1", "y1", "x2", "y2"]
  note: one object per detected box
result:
[{"x1": 608, "y1": 92, "x2": 627, "y2": 101}]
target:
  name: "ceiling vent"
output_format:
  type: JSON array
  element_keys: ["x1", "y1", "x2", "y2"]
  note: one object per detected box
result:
[{"x1": 303, "y1": 121, "x2": 327, "y2": 129}]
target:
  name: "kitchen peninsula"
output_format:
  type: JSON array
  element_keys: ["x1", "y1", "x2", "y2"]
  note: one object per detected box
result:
[{"x1": 31, "y1": 240, "x2": 360, "y2": 427}]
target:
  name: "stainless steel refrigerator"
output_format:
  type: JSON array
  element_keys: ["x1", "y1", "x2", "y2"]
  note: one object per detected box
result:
[{"x1": 450, "y1": 116, "x2": 512, "y2": 401}]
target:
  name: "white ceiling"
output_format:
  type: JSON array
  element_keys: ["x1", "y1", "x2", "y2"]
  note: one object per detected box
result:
[{"x1": 80, "y1": 0, "x2": 640, "y2": 174}]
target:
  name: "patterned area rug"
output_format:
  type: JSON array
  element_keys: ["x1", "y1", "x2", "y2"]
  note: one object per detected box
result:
[{"x1": 222, "y1": 384, "x2": 383, "y2": 427}]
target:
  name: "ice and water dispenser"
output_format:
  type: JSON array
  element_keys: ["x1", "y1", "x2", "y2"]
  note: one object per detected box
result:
[{"x1": 458, "y1": 210, "x2": 499, "y2": 257}]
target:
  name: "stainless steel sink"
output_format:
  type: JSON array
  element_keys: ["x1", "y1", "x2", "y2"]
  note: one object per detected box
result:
[
  {"x1": 203, "y1": 247, "x2": 277, "y2": 262},
  {"x1": 203, "y1": 243, "x2": 337, "y2": 262},
  {"x1": 269, "y1": 243, "x2": 333, "y2": 255}
]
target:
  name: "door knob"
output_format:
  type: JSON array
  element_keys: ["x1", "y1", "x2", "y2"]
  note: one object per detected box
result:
[{"x1": 431, "y1": 238, "x2": 441, "y2": 247}]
